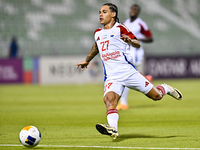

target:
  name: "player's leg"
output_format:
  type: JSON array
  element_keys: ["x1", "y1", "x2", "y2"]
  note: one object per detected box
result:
[
  {"x1": 104, "y1": 91, "x2": 120, "y2": 110},
  {"x1": 145, "y1": 86, "x2": 163, "y2": 100},
  {"x1": 136, "y1": 51, "x2": 153, "y2": 83},
  {"x1": 104, "y1": 91, "x2": 120, "y2": 129},
  {"x1": 117, "y1": 62, "x2": 144, "y2": 110},
  {"x1": 117, "y1": 87, "x2": 129, "y2": 110},
  {"x1": 96, "y1": 91, "x2": 120, "y2": 139},
  {"x1": 117, "y1": 58, "x2": 153, "y2": 111},
  {"x1": 137, "y1": 57, "x2": 153, "y2": 82},
  {"x1": 146, "y1": 83, "x2": 182, "y2": 101},
  {"x1": 126, "y1": 72, "x2": 182, "y2": 101},
  {"x1": 96, "y1": 82, "x2": 124, "y2": 139}
]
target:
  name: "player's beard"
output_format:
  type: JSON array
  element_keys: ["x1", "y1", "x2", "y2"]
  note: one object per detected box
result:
[{"x1": 130, "y1": 15, "x2": 137, "y2": 21}]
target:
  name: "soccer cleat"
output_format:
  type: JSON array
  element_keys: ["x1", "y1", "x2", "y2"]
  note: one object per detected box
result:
[
  {"x1": 116, "y1": 103, "x2": 129, "y2": 110},
  {"x1": 96, "y1": 124, "x2": 119, "y2": 139},
  {"x1": 163, "y1": 84, "x2": 182, "y2": 100}
]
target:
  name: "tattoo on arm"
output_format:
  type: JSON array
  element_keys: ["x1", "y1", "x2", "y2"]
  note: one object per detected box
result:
[{"x1": 86, "y1": 43, "x2": 99, "y2": 62}]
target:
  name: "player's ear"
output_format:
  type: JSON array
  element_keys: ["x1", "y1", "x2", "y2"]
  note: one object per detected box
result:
[{"x1": 111, "y1": 12, "x2": 116, "y2": 18}]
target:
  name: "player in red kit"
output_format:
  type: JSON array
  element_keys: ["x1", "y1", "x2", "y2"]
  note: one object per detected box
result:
[{"x1": 77, "y1": 3, "x2": 182, "y2": 139}]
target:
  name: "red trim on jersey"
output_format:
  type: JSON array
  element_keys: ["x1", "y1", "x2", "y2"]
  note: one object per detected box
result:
[
  {"x1": 117, "y1": 24, "x2": 137, "y2": 39},
  {"x1": 156, "y1": 85, "x2": 165, "y2": 96},
  {"x1": 139, "y1": 72, "x2": 153, "y2": 84},
  {"x1": 107, "y1": 109, "x2": 118, "y2": 115},
  {"x1": 139, "y1": 23, "x2": 152, "y2": 38},
  {"x1": 94, "y1": 28, "x2": 102, "y2": 35}
]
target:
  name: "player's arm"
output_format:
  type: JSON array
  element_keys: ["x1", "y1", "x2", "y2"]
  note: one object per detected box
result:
[
  {"x1": 139, "y1": 36, "x2": 153, "y2": 43},
  {"x1": 121, "y1": 34, "x2": 140, "y2": 48},
  {"x1": 119, "y1": 24, "x2": 140, "y2": 48},
  {"x1": 76, "y1": 43, "x2": 99, "y2": 71},
  {"x1": 86, "y1": 42, "x2": 99, "y2": 62},
  {"x1": 138, "y1": 22, "x2": 153, "y2": 43}
]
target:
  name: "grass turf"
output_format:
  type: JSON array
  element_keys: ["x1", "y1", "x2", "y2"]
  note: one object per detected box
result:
[{"x1": 0, "y1": 79, "x2": 200, "y2": 149}]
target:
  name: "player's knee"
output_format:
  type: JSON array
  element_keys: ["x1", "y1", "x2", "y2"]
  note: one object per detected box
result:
[
  {"x1": 104, "y1": 94, "x2": 114, "y2": 104},
  {"x1": 146, "y1": 87, "x2": 163, "y2": 101},
  {"x1": 151, "y1": 93, "x2": 162, "y2": 101},
  {"x1": 104, "y1": 93, "x2": 117, "y2": 108}
]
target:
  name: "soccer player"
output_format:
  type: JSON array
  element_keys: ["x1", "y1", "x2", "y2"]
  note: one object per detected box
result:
[
  {"x1": 117, "y1": 4, "x2": 153, "y2": 110},
  {"x1": 76, "y1": 3, "x2": 182, "y2": 139}
]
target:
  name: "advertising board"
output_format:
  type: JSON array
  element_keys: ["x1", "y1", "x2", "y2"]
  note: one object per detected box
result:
[
  {"x1": 145, "y1": 56, "x2": 200, "y2": 78},
  {"x1": 40, "y1": 56, "x2": 103, "y2": 84},
  {"x1": 0, "y1": 58, "x2": 23, "y2": 83}
]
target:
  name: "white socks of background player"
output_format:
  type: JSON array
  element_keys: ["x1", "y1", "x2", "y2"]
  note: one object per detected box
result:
[
  {"x1": 107, "y1": 109, "x2": 119, "y2": 131},
  {"x1": 120, "y1": 87, "x2": 130, "y2": 105},
  {"x1": 156, "y1": 84, "x2": 170, "y2": 96}
]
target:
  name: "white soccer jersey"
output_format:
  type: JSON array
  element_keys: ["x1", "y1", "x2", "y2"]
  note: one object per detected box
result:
[
  {"x1": 123, "y1": 18, "x2": 152, "y2": 65},
  {"x1": 94, "y1": 22, "x2": 138, "y2": 81}
]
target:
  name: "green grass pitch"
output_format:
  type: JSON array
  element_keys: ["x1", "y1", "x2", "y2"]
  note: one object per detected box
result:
[{"x1": 0, "y1": 79, "x2": 200, "y2": 150}]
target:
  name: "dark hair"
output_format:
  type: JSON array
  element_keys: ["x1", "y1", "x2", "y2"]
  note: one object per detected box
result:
[
  {"x1": 131, "y1": 4, "x2": 141, "y2": 12},
  {"x1": 102, "y1": 3, "x2": 119, "y2": 23}
]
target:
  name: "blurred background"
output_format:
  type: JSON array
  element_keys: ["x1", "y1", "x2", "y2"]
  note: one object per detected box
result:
[{"x1": 0, "y1": 0, "x2": 200, "y2": 84}]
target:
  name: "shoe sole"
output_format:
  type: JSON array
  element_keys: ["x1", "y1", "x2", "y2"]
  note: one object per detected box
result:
[
  {"x1": 96, "y1": 124, "x2": 112, "y2": 136},
  {"x1": 96, "y1": 124, "x2": 119, "y2": 139}
]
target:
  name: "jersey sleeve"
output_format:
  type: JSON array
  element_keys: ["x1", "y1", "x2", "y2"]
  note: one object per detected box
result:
[
  {"x1": 94, "y1": 28, "x2": 102, "y2": 43},
  {"x1": 139, "y1": 21, "x2": 152, "y2": 38},
  {"x1": 94, "y1": 28, "x2": 101, "y2": 35},
  {"x1": 117, "y1": 24, "x2": 137, "y2": 40}
]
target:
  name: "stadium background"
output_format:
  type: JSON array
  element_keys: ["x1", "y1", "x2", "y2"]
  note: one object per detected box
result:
[{"x1": 0, "y1": 0, "x2": 200, "y2": 84}]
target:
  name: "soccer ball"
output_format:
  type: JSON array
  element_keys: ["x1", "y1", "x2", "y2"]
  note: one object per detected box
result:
[{"x1": 19, "y1": 125, "x2": 41, "y2": 147}]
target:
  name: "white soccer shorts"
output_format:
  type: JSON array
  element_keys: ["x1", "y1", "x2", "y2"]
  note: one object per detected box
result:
[{"x1": 104, "y1": 72, "x2": 153, "y2": 97}]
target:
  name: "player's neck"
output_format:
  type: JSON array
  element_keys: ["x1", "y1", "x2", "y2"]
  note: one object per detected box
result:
[
  {"x1": 103, "y1": 20, "x2": 116, "y2": 30},
  {"x1": 130, "y1": 16, "x2": 137, "y2": 22}
]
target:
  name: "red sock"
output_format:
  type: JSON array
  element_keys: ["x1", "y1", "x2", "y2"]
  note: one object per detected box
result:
[{"x1": 156, "y1": 85, "x2": 166, "y2": 96}]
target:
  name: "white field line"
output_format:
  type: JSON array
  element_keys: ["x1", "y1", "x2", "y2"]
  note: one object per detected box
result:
[{"x1": 0, "y1": 144, "x2": 200, "y2": 149}]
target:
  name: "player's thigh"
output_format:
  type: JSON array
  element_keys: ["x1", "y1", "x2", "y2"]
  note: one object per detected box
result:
[
  {"x1": 126, "y1": 72, "x2": 153, "y2": 95},
  {"x1": 104, "y1": 81, "x2": 124, "y2": 97}
]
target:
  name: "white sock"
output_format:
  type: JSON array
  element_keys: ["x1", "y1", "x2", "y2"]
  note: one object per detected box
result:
[
  {"x1": 120, "y1": 87, "x2": 130, "y2": 105},
  {"x1": 161, "y1": 84, "x2": 170, "y2": 93},
  {"x1": 107, "y1": 109, "x2": 119, "y2": 131},
  {"x1": 156, "y1": 84, "x2": 170, "y2": 96}
]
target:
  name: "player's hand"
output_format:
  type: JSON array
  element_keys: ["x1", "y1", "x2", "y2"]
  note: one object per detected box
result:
[
  {"x1": 121, "y1": 34, "x2": 140, "y2": 48},
  {"x1": 76, "y1": 60, "x2": 89, "y2": 71},
  {"x1": 120, "y1": 34, "x2": 131, "y2": 43}
]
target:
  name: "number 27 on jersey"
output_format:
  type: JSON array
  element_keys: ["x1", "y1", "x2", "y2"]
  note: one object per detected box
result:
[{"x1": 100, "y1": 40, "x2": 109, "y2": 51}]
